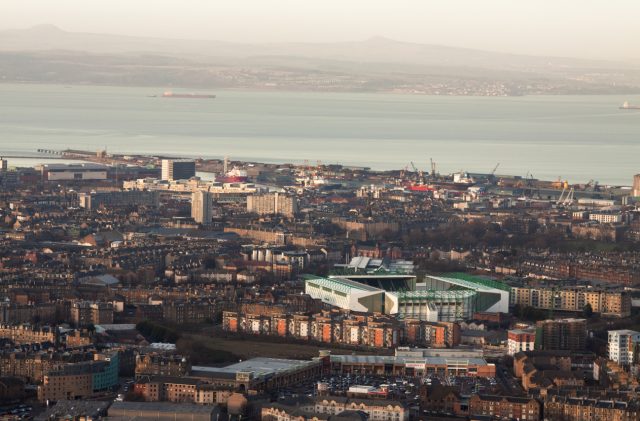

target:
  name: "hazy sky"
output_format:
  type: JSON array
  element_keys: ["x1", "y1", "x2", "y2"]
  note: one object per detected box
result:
[{"x1": 3, "y1": 0, "x2": 640, "y2": 61}]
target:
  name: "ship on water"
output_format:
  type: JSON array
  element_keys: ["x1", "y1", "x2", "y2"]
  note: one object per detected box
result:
[
  {"x1": 217, "y1": 167, "x2": 248, "y2": 183},
  {"x1": 162, "y1": 91, "x2": 216, "y2": 99},
  {"x1": 452, "y1": 171, "x2": 476, "y2": 188},
  {"x1": 620, "y1": 101, "x2": 640, "y2": 110}
]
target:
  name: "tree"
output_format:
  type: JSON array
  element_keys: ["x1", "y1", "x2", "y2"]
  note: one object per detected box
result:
[
  {"x1": 583, "y1": 303, "x2": 594, "y2": 318},
  {"x1": 513, "y1": 304, "x2": 523, "y2": 318}
]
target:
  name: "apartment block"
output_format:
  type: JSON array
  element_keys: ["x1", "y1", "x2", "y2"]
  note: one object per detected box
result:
[
  {"x1": 608, "y1": 330, "x2": 640, "y2": 366},
  {"x1": 511, "y1": 286, "x2": 630, "y2": 317},
  {"x1": 247, "y1": 192, "x2": 298, "y2": 217},
  {"x1": 535, "y1": 318, "x2": 587, "y2": 351}
]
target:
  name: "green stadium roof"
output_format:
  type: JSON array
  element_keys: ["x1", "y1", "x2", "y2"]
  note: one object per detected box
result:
[{"x1": 443, "y1": 272, "x2": 511, "y2": 292}]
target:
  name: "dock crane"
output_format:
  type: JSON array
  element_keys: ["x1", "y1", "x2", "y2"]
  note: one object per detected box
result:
[
  {"x1": 557, "y1": 186, "x2": 575, "y2": 206},
  {"x1": 429, "y1": 158, "x2": 437, "y2": 177},
  {"x1": 488, "y1": 163, "x2": 500, "y2": 183},
  {"x1": 490, "y1": 163, "x2": 500, "y2": 176}
]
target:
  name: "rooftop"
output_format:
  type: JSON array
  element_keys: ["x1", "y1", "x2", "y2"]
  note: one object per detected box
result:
[
  {"x1": 443, "y1": 272, "x2": 511, "y2": 292},
  {"x1": 40, "y1": 163, "x2": 108, "y2": 170},
  {"x1": 304, "y1": 275, "x2": 382, "y2": 293},
  {"x1": 193, "y1": 357, "x2": 318, "y2": 378},
  {"x1": 109, "y1": 401, "x2": 216, "y2": 414},
  {"x1": 331, "y1": 354, "x2": 490, "y2": 367}
]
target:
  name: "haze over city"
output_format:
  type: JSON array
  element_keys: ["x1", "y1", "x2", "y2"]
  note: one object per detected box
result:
[{"x1": 3, "y1": 0, "x2": 640, "y2": 62}]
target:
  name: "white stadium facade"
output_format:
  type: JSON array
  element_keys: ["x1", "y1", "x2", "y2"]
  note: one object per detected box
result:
[{"x1": 303, "y1": 273, "x2": 509, "y2": 322}]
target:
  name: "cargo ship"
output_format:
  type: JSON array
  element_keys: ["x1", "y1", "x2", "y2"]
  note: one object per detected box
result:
[
  {"x1": 620, "y1": 101, "x2": 640, "y2": 110},
  {"x1": 162, "y1": 91, "x2": 216, "y2": 99},
  {"x1": 217, "y1": 167, "x2": 248, "y2": 183},
  {"x1": 452, "y1": 171, "x2": 476, "y2": 188},
  {"x1": 404, "y1": 182, "x2": 435, "y2": 192}
]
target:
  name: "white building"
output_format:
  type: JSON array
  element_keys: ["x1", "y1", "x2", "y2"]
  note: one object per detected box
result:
[
  {"x1": 38, "y1": 163, "x2": 108, "y2": 181},
  {"x1": 608, "y1": 329, "x2": 640, "y2": 365},
  {"x1": 589, "y1": 213, "x2": 623, "y2": 224},
  {"x1": 304, "y1": 276, "x2": 385, "y2": 313},
  {"x1": 304, "y1": 274, "x2": 510, "y2": 322}
]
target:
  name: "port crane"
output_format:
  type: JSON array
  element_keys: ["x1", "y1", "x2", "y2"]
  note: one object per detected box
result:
[
  {"x1": 522, "y1": 172, "x2": 538, "y2": 198},
  {"x1": 585, "y1": 179, "x2": 600, "y2": 192},
  {"x1": 429, "y1": 158, "x2": 437, "y2": 177},
  {"x1": 557, "y1": 186, "x2": 575, "y2": 206},
  {"x1": 490, "y1": 163, "x2": 500, "y2": 176},
  {"x1": 409, "y1": 161, "x2": 425, "y2": 181}
]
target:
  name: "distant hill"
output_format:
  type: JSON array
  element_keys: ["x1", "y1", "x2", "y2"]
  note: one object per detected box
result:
[{"x1": 1, "y1": 25, "x2": 639, "y2": 95}]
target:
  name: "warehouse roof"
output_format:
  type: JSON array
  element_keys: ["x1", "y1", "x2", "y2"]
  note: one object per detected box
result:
[
  {"x1": 109, "y1": 401, "x2": 215, "y2": 414},
  {"x1": 193, "y1": 357, "x2": 319, "y2": 378}
]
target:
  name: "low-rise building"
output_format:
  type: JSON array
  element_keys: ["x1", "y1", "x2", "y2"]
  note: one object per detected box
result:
[
  {"x1": 79, "y1": 190, "x2": 159, "y2": 210},
  {"x1": 135, "y1": 353, "x2": 191, "y2": 379},
  {"x1": 330, "y1": 349, "x2": 495, "y2": 378},
  {"x1": 37, "y1": 351, "x2": 119, "y2": 402},
  {"x1": 261, "y1": 396, "x2": 409, "y2": 421},
  {"x1": 108, "y1": 401, "x2": 219, "y2": 421},
  {"x1": 507, "y1": 328, "x2": 536, "y2": 356},
  {"x1": 544, "y1": 394, "x2": 640, "y2": 421},
  {"x1": 469, "y1": 394, "x2": 541, "y2": 421},
  {"x1": 0, "y1": 324, "x2": 57, "y2": 344}
]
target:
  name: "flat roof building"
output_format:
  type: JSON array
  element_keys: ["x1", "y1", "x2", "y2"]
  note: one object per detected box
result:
[
  {"x1": 191, "y1": 357, "x2": 322, "y2": 392},
  {"x1": 330, "y1": 353, "x2": 495, "y2": 378},
  {"x1": 247, "y1": 192, "x2": 299, "y2": 217},
  {"x1": 79, "y1": 190, "x2": 159, "y2": 210},
  {"x1": 37, "y1": 163, "x2": 108, "y2": 181},
  {"x1": 161, "y1": 159, "x2": 196, "y2": 181},
  {"x1": 108, "y1": 401, "x2": 218, "y2": 421}
]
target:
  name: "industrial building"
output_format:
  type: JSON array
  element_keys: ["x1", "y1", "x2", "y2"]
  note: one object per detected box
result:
[
  {"x1": 161, "y1": 159, "x2": 196, "y2": 181},
  {"x1": 304, "y1": 274, "x2": 509, "y2": 322},
  {"x1": 37, "y1": 163, "x2": 108, "y2": 181}
]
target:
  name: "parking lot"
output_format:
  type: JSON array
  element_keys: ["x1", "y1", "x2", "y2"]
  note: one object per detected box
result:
[{"x1": 0, "y1": 404, "x2": 33, "y2": 421}]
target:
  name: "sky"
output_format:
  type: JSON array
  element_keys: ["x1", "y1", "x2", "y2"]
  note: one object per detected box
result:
[{"x1": 2, "y1": 0, "x2": 640, "y2": 62}]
